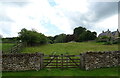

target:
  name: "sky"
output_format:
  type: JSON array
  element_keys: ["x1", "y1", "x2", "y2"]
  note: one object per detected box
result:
[{"x1": 0, "y1": 0, "x2": 119, "y2": 38}]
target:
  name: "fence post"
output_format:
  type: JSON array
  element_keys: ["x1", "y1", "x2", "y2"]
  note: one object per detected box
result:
[
  {"x1": 66, "y1": 55, "x2": 68, "y2": 68},
  {"x1": 56, "y1": 56, "x2": 58, "y2": 68},
  {"x1": 61, "y1": 54, "x2": 63, "y2": 69}
]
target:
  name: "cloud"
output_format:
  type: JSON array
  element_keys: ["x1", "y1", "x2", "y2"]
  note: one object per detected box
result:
[
  {"x1": 0, "y1": 0, "x2": 118, "y2": 37},
  {"x1": 88, "y1": 2, "x2": 118, "y2": 22},
  {"x1": 58, "y1": 2, "x2": 118, "y2": 26},
  {"x1": 94, "y1": 14, "x2": 118, "y2": 35},
  {"x1": 0, "y1": 15, "x2": 13, "y2": 22},
  {"x1": 1, "y1": 2, "x2": 30, "y2": 7},
  {"x1": 50, "y1": 1, "x2": 118, "y2": 35},
  {"x1": 0, "y1": 0, "x2": 49, "y2": 37}
]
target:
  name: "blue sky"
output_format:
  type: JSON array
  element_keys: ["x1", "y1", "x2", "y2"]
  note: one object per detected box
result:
[{"x1": 0, "y1": 0, "x2": 119, "y2": 37}]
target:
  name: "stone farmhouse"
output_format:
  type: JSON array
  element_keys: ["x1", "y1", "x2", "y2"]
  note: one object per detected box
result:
[{"x1": 98, "y1": 29, "x2": 120, "y2": 39}]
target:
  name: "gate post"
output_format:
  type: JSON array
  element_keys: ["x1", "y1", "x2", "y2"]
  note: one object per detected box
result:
[
  {"x1": 40, "y1": 53, "x2": 44, "y2": 69},
  {"x1": 80, "y1": 53, "x2": 85, "y2": 70},
  {"x1": 61, "y1": 54, "x2": 63, "y2": 69}
]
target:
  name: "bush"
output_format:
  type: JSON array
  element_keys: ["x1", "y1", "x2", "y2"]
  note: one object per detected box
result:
[
  {"x1": 54, "y1": 34, "x2": 66, "y2": 43},
  {"x1": 103, "y1": 42, "x2": 112, "y2": 45},
  {"x1": 96, "y1": 36, "x2": 111, "y2": 42},
  {"x1": 18, "y1": 28, "x2": 47, "y2": 46}
]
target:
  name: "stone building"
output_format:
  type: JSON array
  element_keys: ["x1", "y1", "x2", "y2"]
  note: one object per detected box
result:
[{"x1": 98, "y1": 29, "x2": 120, "y2": 39}]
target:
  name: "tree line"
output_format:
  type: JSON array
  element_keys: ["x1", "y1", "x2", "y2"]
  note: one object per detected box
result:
[
  {"x1": 48, "y1": 27, "x2": 97, "y2": 44},
  {"x1": 2, "y1": 26, "x2": 97, "y2": 46}
]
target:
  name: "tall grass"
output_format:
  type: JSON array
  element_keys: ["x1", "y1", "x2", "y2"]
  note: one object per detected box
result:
[
  {"x1": 1, "y1": 43, "x2": 15, "y2": 53},
  {"x1": 21, "y1": 41, "x2": 118, "y2": 55}
]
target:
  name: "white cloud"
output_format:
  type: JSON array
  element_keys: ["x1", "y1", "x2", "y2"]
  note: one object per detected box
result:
[
  {"x1": 0, "y1": 0, "x2": 49, "y2": 37},
  {"x1": 93, "y1": 14, "x2": 118, "y2": 35},
  {"x1": 54, "y1": 0, "x2": 88, "y2": 13},
  {"x1": 0, "y1": 0, "x2": 118, "y2": 37}
]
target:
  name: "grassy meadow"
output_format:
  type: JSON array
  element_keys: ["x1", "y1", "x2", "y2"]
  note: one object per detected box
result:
[
  {"x1": 21, "y1": 41, "x2": 118, "y2": 55},
  {"x1": 1, "y1": 43, "x2": 15, "y2": 53}
]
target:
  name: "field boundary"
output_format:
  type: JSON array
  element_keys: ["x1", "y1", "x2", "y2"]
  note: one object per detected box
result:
[{"x1": 2, "y1": 51, "x2": 120, "y2": 71}]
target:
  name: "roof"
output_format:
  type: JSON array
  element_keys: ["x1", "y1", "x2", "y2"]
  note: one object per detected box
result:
[
  {"x1": 98, "y1": 33, "x2": 107, "y2": 37},
  {"x1": 98, "y1": 30, "x2": 119, "y2": 37}
]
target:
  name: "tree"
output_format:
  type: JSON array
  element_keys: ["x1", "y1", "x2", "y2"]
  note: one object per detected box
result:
[
  {"x1": 54, "y1": 34, "x2": 66, "y2": 43},
  {"x1": 18, "y1": 28, "x2": 47, "y2": 46},
  {"x1": 73, "y1": 26, "x2": 86, "y2": 41},
  {"x1": 47, "y1": 36, "x2": 54, "y2": 44},
  {"x1": 2, "y1": 37, "x2": 18, "y2": 43},
  {"x1": 65, "y1": 35, "x2": 74, "y2": 42},
  {"x1": 78, "y1": 31, "x2": 88, "y2": 41},
  {"x1": 78, "y1": 30, "x2": 97, "y2": 42},
  {"x1": 91, "y1": 32, "x2": 97, "y2": 40}
]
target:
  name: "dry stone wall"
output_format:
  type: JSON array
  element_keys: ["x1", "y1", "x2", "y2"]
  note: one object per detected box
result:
[
  {"x1": 80, "y1": 51, "x2": 120, "y2": 70},
  {"x1": 2, "y1": 52, "x2": 44, "y2": 71},
  {"x1": 2, "y1": 51, "x2": 120, "y2": 71}
]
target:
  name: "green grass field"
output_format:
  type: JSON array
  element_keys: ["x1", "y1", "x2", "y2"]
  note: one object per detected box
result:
[
  {"x1": 1, "y1": 43, "x2": 15, "y2": 53},
  {"x1": 21, "y1": 41, "x2": 118, "y2": 55},
  {"x1": 2, "y1": 41, "x2": 119, "y2": 76},
  {"x1": 2, "y1": 67, "x2": 120, "y2": 76}
]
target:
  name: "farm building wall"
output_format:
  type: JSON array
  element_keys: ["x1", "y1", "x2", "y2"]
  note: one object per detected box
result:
[
  {"x1": 2, "y1": 52, "x2": 44, "y2": 71},
  {"x1": 80, "y1": 51, "x2": 120, "y2": 70}
]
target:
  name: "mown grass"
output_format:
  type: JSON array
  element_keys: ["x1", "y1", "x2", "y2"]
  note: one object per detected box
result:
[
  {"x1": 2, "y1": 67, "x2": 119, "y2": 76},
  {"x1": 21, "y1": 41, "x2": 118, "y2": 55}
]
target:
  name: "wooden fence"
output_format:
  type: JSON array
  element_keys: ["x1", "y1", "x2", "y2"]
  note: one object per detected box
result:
[{"x1": 43, "y1": 54, "x2": 81, "y2": 68}]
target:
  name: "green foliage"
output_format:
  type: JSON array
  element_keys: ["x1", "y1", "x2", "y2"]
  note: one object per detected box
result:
[
  {"x1": 2, "y1": 37, "x2": 18, "y2": 43},
  {"x1": 65, "y1": 35, "x2": 74, "y2": 42},
  {"x1": 47, "y1": 36, "x2": 54, "y2": 44},
  {"x1": 73, "y1": 26, "x2": 86, "y2": 41},
  {"x1": 78, "y1": 31, "x2": 88, "y2": 41},
  {"x1": 73, "y1": 27, "x2": 97, "y2": 42},
  {"x1": 101, "y1": 36, "x2": 110, "y2": 39},
  {"x1": 78, "y1": 30, "x2": 97, "y2": 42},
  {"x1": 73, "y1": 26, "x2": 86, "y2": 36},
  {"x1": 54, "y1": 34, "x2": 66, "y2": 43},
  {"x1": 47, "y1": 39, "x2": 53, "y2": 44},
  {"x1": 96, "y1": 36, "x2": 110, "y2": 42},
  {"x1": 47, "y1": 26, "x2": 97, "y2": 43},
  {"x1": 103, "y1": 42, "x2": 112, "y2": 45},
  {"x1": 111, "y1": 38, "x2": 120, "y2": 44},
  {"x1": 96, "y1": 35, "x2": 120, "y2": 45},
  {"x1": 18, "y1": 28, "x2": 47, "y2": 46}
]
